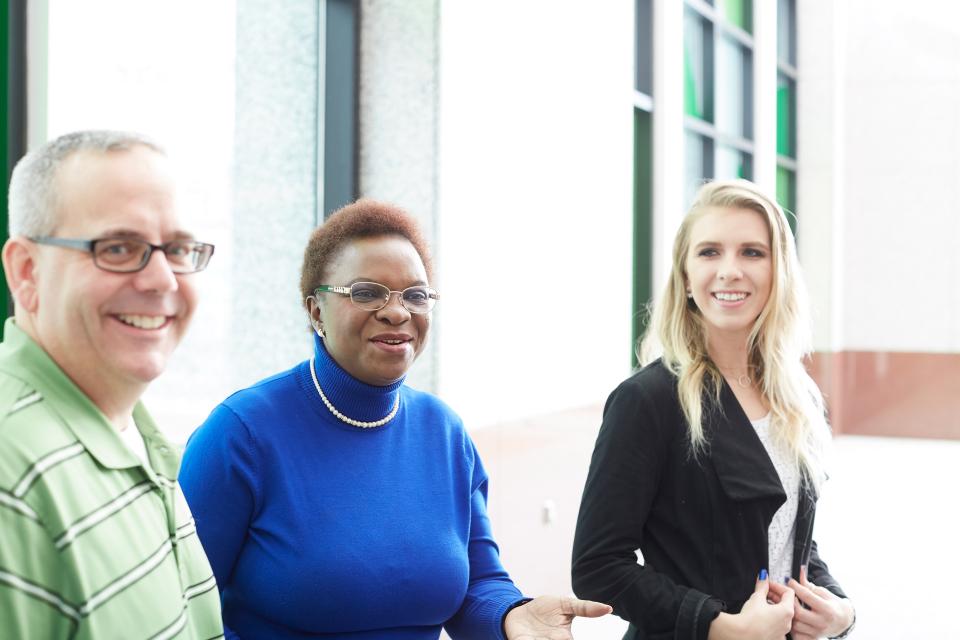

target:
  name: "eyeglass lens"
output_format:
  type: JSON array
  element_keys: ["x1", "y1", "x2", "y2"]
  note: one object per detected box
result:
[
  {"x1": 348, "y1": 282, "x2": 435, "y2": 313},
  {"x1": 93, "y1": 239, "x2": 212, "y2": 273}
]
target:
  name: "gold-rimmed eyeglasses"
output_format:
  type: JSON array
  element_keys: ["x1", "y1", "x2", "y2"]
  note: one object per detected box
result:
[{"x1": 314, "y1": 282, "x2": 439, "y2": 314}]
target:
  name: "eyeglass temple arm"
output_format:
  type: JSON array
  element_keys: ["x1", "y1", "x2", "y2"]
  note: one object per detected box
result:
[
  {"x1": 314, "y1": 285, "x2": 352, "y2": 295},
  {"x1": 29, "y1": 236, "x2": 94, "y2": 251}
]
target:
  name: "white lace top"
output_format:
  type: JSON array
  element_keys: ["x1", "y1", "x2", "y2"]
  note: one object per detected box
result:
[{"x1": 750, "y1": 414, "x2": 800, "y2": 583}]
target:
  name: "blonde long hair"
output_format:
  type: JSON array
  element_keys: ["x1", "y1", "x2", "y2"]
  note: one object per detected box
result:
[{"x1": 640, "y1": 180, "x2": 830, "y2": 491}]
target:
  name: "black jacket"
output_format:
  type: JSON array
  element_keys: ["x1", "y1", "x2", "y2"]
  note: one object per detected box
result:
[{"x1": 571, "y1": 360, "x2": 846, "y2": 640}]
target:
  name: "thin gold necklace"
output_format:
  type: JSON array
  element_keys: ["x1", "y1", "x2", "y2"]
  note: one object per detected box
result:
[{"x1": 715, "y1": 364, "x2": 757, "y2": 388}]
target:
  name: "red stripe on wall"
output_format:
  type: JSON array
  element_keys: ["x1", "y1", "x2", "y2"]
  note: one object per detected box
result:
[{"x1": 808, "y1": 352, "x2": 960, "y2": 440}]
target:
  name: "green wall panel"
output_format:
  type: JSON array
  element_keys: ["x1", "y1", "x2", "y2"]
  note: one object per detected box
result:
[
  {"x1": 722, "y1": 0, "x2": 753, "y2": 33},
  {"x1": 632, "y1": 108, "x2": 653, "y2": 367},
  {"x1": 2, "y1": 0, "x2": 10, "y2": 333},
  {"x1": 777, "y1": 74, "x2": 795, "y2": 158},
  {"x1": 777, "y1": 165, "x2": 797, "y2": 235}
]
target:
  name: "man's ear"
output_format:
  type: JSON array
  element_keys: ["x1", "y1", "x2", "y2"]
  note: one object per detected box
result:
[{"x1": 3, "y1": 237, "x2": 40, "y2": 313}]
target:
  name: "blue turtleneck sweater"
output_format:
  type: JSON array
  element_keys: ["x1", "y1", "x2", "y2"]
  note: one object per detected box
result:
[{"x1": 179, "y1": 336, "x2": 524, "y2": 639}]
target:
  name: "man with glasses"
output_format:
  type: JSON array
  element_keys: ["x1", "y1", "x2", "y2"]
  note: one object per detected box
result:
[{"x1": 0, "y1": 131, "x2": 223, "y2": 638}]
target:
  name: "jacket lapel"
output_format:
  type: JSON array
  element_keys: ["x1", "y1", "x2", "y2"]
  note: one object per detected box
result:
[
  {"x1": 792, "y1": 475, "x2": 819, "y2": 575},
  {"x1": 706, "y1": 379, "x2": 787, "y2": 505}
]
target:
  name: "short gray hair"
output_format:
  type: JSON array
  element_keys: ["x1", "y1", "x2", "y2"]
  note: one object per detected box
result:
[{"x1": 7, "y1": 130, "x2": 165, "y2": 237}]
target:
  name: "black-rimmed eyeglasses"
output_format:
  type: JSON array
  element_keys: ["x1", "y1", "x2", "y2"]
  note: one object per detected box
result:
[
  {"x1": 29, "y1": 236, "x2": 215, "y2": 274},
  {"x1": 314, "y1": 282, "x2": 439, "y2": 314}
]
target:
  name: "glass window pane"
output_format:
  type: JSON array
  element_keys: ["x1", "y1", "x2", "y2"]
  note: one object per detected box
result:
[
  {"x1": 636, "y1": 0, "x2": 653, "y2": 95},
  {"x1": 777, "y1": 0, "x2": 796, "y2": 66},
  {"x1": 633, "y1": 109, "x2": 654, "y2": 362},
  {"x1": 719, "y1": 0, "x2": 752, "y2": 33},
  {"x1": 777, "y1": 166, "x2": 797, "y2": 234},
  {"x1": 777, "y1": 73, "x2": 796, "y2": 158},
  {"x1": 685, "y1": 131, "x2": 712, "y2": 207},
  {"x1": 715, "y1": 145, "x2": 751, "y2": 181},
  {"x1": 684, "y1": 10, "x2": 712, "y2": 121},
  {"x1": 716, "y1": 36, "x2": 752, "y2": 139}
]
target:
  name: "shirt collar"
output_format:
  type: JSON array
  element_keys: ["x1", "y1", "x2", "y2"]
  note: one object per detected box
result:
[{"x1": 0, "y1": 318, "x2": 179, "y2": 480}]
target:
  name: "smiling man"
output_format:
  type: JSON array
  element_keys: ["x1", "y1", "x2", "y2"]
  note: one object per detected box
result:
[{"x1": 0, "y1": 131, "x2": 223, "y2": 638}]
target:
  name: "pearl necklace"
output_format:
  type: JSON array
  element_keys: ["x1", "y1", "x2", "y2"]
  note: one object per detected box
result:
[{"x1": 309, "y1": 356, "x2": 400, "y2": 428}]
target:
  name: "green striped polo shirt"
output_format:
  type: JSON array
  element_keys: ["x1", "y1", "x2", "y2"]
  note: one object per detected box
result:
[{"x1": 0, "y1": 319, "x2": 223, "y2": 639}]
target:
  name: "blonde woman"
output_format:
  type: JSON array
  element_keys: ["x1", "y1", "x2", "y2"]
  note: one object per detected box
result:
[{"x1": 572, "y1": 180, "x2": 855, "y2": 640}]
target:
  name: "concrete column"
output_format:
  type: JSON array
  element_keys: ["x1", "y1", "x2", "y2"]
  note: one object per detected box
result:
[
  {"x1": 230, "y1": 0, "x2": 322, "y2": 388},
  {"x1": 652, "y1": 0, "x2": 685, "y2": 292},
  {"x1": 752, "y1": 0, "x2": 778, "y2": 195},
  {"x1": 358, "y1": 0, "x2": 441, "y2": 392}
]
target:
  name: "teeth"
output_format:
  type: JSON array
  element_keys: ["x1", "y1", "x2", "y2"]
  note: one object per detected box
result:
[
  {"x1": 714, "y1": 292, "x2": 747, "y2": 302},
  {"x1": 381, "y1": 339, "x2": 404, "y2": 345},
  {"x1": 117, "y1": 314, "x2": 166, "y2": 329}
]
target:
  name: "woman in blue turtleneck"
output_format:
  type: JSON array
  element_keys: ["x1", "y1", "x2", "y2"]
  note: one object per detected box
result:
[{"x1": 179, "y1": 199, "x2": 610, "y2": 640}]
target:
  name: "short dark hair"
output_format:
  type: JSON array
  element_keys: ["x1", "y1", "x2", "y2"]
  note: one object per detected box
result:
[{"x1": 299, "y1": 198, "x2": 433, "y2": 305}]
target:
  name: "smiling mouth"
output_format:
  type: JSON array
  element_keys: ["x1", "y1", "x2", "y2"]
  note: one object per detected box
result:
[
  {"x1": 116, "y1": 314, "x2": 168, "y2": 330},
  {"x1": 370, "y1": 334, "x2": 415, "y2": 349},
  {"x1": 712, "y1": 292, "x2": 748, "y2": 302}
]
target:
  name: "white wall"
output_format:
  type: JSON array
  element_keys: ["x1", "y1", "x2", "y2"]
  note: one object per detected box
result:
[
  {"x1": 40, "y1": 1, "x2": 334, "y2": 444},
  {"x1": 40, "y1": 0, "x2": 237, "y2": 442},
  {"x1": 437, "y1": 1, "x2": 636, "y2": 427},
  {"x1": 799, "y1": 0, "x2": 960, "y2": 354}
]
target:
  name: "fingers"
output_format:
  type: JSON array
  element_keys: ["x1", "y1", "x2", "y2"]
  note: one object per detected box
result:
[
  {"x1": 766, "y1": 580, "x2": 790, "y2": 603},
  {"x1": 753, "y1": 569, "x2": 770, "y2": 598},
  {"x1": 775, "y1": 586, "x2": 795, "y2": 612},
  {"x1": 560, "y1": 596, "x2": 612, "y2": 618},
  {"x1": 773, "y1": 587, "x2": 796, "y2": 635},
  {"x1": 810, "y1": 583, "x2": 837, "y2": 600},
  {"x1": 799, "y1": 564, "x2": 809, "y2": 586},
  {"x1": 760, "y1": 581, "x2": 794, "y2": 614},
  {"x1": 787, "y1": 580, "x2": 850, "y2": 639},
  {"x1": 792, "y1": 616, "x2": 821, "y2": 638},
  {"x1": 791, "y1": 592, "x2": 818, "y2": 627},
  {"x1": 787, "y1": 578, "x2": 826, "y2": 613}
]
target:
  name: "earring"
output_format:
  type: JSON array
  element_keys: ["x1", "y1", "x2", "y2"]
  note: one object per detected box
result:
[{"x1": 686, "y1": 290, "x2": 693, "y2": 299}]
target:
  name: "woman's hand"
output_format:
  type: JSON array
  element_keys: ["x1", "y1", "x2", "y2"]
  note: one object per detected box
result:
[
  {"x1": 781, "y1": 567, "x2": 855, "y2": 639},
  {"x1": 503, "y1": 595, "x2": 612, "y2": 639},
  {"x1": 708, "y1": 572, "x2": 794, "y2": 640}
]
